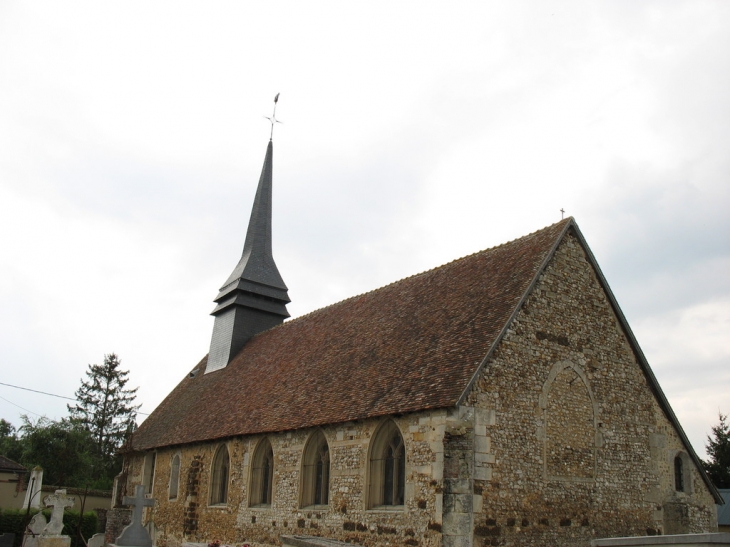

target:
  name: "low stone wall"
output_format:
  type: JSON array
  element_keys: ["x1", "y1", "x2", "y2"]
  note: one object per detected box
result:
[{"x1": 591, "y1": 532, "x2": 730, "y2": 546}]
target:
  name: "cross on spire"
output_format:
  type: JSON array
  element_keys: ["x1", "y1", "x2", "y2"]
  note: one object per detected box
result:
[{"x1": 265, "y1": 93, "x2": 282, "y2": 140}]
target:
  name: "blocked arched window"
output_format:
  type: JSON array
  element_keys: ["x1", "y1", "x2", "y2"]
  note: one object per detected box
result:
[
  {"x1": 540, "y1": 360, "x2": 597, "y2": 481},
  {"x1": 210, "y1": 444, "x2": 229, "y2": 505},
  {"x1": 674, "y1": 454, "x2": 684, "y2": 492},
  {"x1": 250, "y1": 438, "x2": 274, "y2": 507},
  {"x1": 142, "y1": 452, "x2": 156, "y2": 494},
  {"x1": 301, "y1": 430, "x2": 330, "y2": 507},
  {"x1": 169, "y1": 453, "x2": 181, "y2": 500},
  {"x1": 368, "y1": 420, "x2": 405, "y2": 508}
]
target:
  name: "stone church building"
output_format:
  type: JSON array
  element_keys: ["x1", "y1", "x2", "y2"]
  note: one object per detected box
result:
[{"x1": 118, "y1": 137, "x2": 722, "y2": 547}]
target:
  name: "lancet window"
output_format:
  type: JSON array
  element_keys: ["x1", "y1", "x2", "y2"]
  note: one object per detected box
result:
[{"x1": 368, "y1": 420, "x2": 405, "y2": 508}]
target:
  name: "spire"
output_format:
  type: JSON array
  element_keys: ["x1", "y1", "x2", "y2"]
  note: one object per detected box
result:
[
  {"x1": 218, "y1": 140, "x2": 288, "y2": 295},
  {"x1": 205, "y1": 138, "x2": 290, "y2": 374}
]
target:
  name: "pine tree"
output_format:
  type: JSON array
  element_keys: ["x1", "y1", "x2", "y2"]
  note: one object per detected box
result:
[
  {"x1": 68, "y1": 353, "x2": 140, "y2": 481},
  {"x1": 703, "y1": 413, "x2": 730, "y2": 489}
]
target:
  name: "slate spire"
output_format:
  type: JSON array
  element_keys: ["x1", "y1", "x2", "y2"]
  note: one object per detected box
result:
[{"x1": 205, "y1": 139, "x2": 290, "y2": 373}]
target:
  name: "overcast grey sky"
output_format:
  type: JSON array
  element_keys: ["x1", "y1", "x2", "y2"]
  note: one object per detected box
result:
[{"x1": 0, "y1": 1, "x2": 728, "y2": 459}]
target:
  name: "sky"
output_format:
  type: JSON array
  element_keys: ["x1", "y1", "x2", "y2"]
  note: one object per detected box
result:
[{"x1": 0, "y1": 1, "x2": 728, "y2": 461}]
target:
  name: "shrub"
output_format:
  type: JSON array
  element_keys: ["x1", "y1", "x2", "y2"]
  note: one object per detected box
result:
[{"x1": 0, "y1": 509, "x2": 98, "y2": 547}]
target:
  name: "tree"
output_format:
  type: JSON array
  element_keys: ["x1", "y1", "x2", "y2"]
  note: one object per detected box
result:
[
  {"x1": 67, "y1": 353, "x2": 140, "y2": 482},
  {"x1": 0, "y1": 418, "x2": 23, "y2": 462},
  {"x1": 17, "y1": 416, "x2": 100, "y2": 487},
  {"x1": 703, "y1": 412, "x2": 730, "y2": 489}
]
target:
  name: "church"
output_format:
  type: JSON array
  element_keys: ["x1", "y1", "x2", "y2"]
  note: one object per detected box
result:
[{"x1": 116, "y1": 134, "x2": 722, "y2": 547}]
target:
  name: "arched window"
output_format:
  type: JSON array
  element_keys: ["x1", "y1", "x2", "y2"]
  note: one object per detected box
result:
[
  {"x1": 169, "y1": 453, "x2": 181, "y2": 500},
  {"x1": 210, "y1": 444, "x2": 230, "y2": 505},
  {"x1": 368, "y1": 420, "x2": 405, "y2": 508},
  {"x1": 674, "y1": 454, "x2": 684, "y2": 492},
  {"x1": 250, "y1": 438, "x2": 274, "y2": 507},
  {"x1": 301, "y1": 430, "x2": 330, "y2": 507}
]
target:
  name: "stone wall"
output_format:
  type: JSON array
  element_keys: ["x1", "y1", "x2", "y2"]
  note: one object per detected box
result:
[
  {"x1": 462, "y1": 231, "x2": 718, "y2": 547},
  {"x1": 125, "y1": 412, "x2": 447, "y2": 547}
]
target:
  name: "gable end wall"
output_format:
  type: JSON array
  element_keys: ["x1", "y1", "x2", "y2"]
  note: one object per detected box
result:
[{"x1": 462, "y1": 231, "x2": 718, "y2": 546}]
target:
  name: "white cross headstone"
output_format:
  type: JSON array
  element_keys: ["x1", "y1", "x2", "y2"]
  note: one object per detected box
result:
[
  {"x1": 42, "y1": 490, "x2": 75, "y2": 536},
  {"x1": 116, "y1": 485, "x2": 155, "y2": 547}
]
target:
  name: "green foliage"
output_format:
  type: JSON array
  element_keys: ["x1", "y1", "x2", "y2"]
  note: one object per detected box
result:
[
  {"x1": 0, "y1": 419, "x2": 22, "y2": 462},
  {"x1": 703, "y1": 412, "x2": 730, "y2": 489},
  {"x1": 1, "y1": 354, "x2": 138, "y2": 490},
  {"x1": 67, "y1": 353, "x2": 140, "y2": 488},
  {"x1": 0, "y1": 508, "x2": 98, "y2": 547},
  {"x1": 17, "y1": 417, "x2": 102, "y2": 489}
]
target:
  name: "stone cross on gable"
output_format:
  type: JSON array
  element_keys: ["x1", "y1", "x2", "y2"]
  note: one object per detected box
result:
[
  {"x1": 116, "y1": 485, "x2": 154, "y2": 547},
  {"x1": 43, "y1": 490, "x2": 75, "y2": 536}
]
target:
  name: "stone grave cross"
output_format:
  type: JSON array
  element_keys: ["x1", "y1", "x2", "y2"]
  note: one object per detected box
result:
[
  {"x1": 116, "y1": 485, "x2": 154, "y2": 547},
  {"x1": 43, "y1": 490, "x2": 75, "y2": 536}
]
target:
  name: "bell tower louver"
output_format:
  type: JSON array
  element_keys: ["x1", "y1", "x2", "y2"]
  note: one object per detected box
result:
[{"x1": 205, "y1": 138, "x2": 290, "y2": 373}]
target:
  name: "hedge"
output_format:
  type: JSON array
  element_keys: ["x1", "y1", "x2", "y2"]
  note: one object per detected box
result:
[{"x1": 0, "y1": 509, "x2": 98, "y2": 547}]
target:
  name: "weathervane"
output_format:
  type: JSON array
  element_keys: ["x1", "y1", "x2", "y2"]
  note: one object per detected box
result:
[{"x1": 265, "y1": 93, "x2": 282, "y2": 140}]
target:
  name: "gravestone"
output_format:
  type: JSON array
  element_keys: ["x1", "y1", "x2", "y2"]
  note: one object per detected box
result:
[
  {"x1": 28, "y1": 513, "x2": 47, "y2": 535},
  {"x1": 24, "y1": 513, "x2": 48, "y2": 547},
  {"x1": 115, "y1": 485, "x2": 155, "y2": 547},
  {"x1": 43, "y1": 490, "x2": 75, "y2": 535},
  {"x1": 23, "y1": 466, "x2": 44, "y2": 509},
  {"x1": 26, "y1": 490, "x2": 76, "y2": 547},
  {"x1": 88, "y1": 533, "x2": 106, "y2": 547}
]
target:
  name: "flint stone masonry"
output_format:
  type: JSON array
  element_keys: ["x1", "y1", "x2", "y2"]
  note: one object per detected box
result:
[
  {"x1": 124, "y1": 230, "x2": 718, "y2": 547},
  {"x1": 281, "y1": 535, "x2": 363, "y2": 547},
  {"x1": 127, "y1": 412, "x2": 447, "y2": 547},
  {"x1": 463, "y1": 233, "x2": 718, "y2": 545}
]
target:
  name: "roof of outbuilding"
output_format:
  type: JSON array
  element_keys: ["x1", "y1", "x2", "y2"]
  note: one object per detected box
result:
[
  {"x1": 719, "y1": 490, "x2": 730, "y2": 524},
  {"x1": 131, "y1": 218, "x2": 572, "y2": 451},
  {"x1": 0, "y1": 455, "x2": 27, "y2": 473}
]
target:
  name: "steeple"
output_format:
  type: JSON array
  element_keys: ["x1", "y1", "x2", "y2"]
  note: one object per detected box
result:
[{"x1": 205, "y1": 138, "x2": 290, "y2": 374}]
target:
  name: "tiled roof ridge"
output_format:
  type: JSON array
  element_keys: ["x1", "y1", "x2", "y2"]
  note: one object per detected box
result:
[{"x1": 275, "y1": 218, "x2": 573, "y2": 330}]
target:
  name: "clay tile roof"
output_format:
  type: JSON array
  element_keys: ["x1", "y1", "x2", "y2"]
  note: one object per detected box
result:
[
  {"x1": 131, "y1": 219, "x2": 571, "y2": 451},
  {"x1": 0, "y1": 455, "x2": 27, "y2": 473}
]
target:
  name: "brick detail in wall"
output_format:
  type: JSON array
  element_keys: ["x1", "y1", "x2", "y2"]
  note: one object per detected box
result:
[
  {"x1": 104, "y1": 508, "x2": 131, "y2": 546},
  {"x1": 183, "y1": 456, "x2": 202, "y2": 537}
]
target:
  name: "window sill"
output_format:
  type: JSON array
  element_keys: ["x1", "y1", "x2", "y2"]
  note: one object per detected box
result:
[
  {"x1": 301, "y1": 504, "x2": 329, "y2": 511},
  {"x1": 367, "y1": 505, "x2": 405, "y2": 512},
  {"x1": 207, "y1": 503, "x2": 229, "y2": 509},
  {"x1": 249, "y1": 504, "x2": 272, "y2": 510}
]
